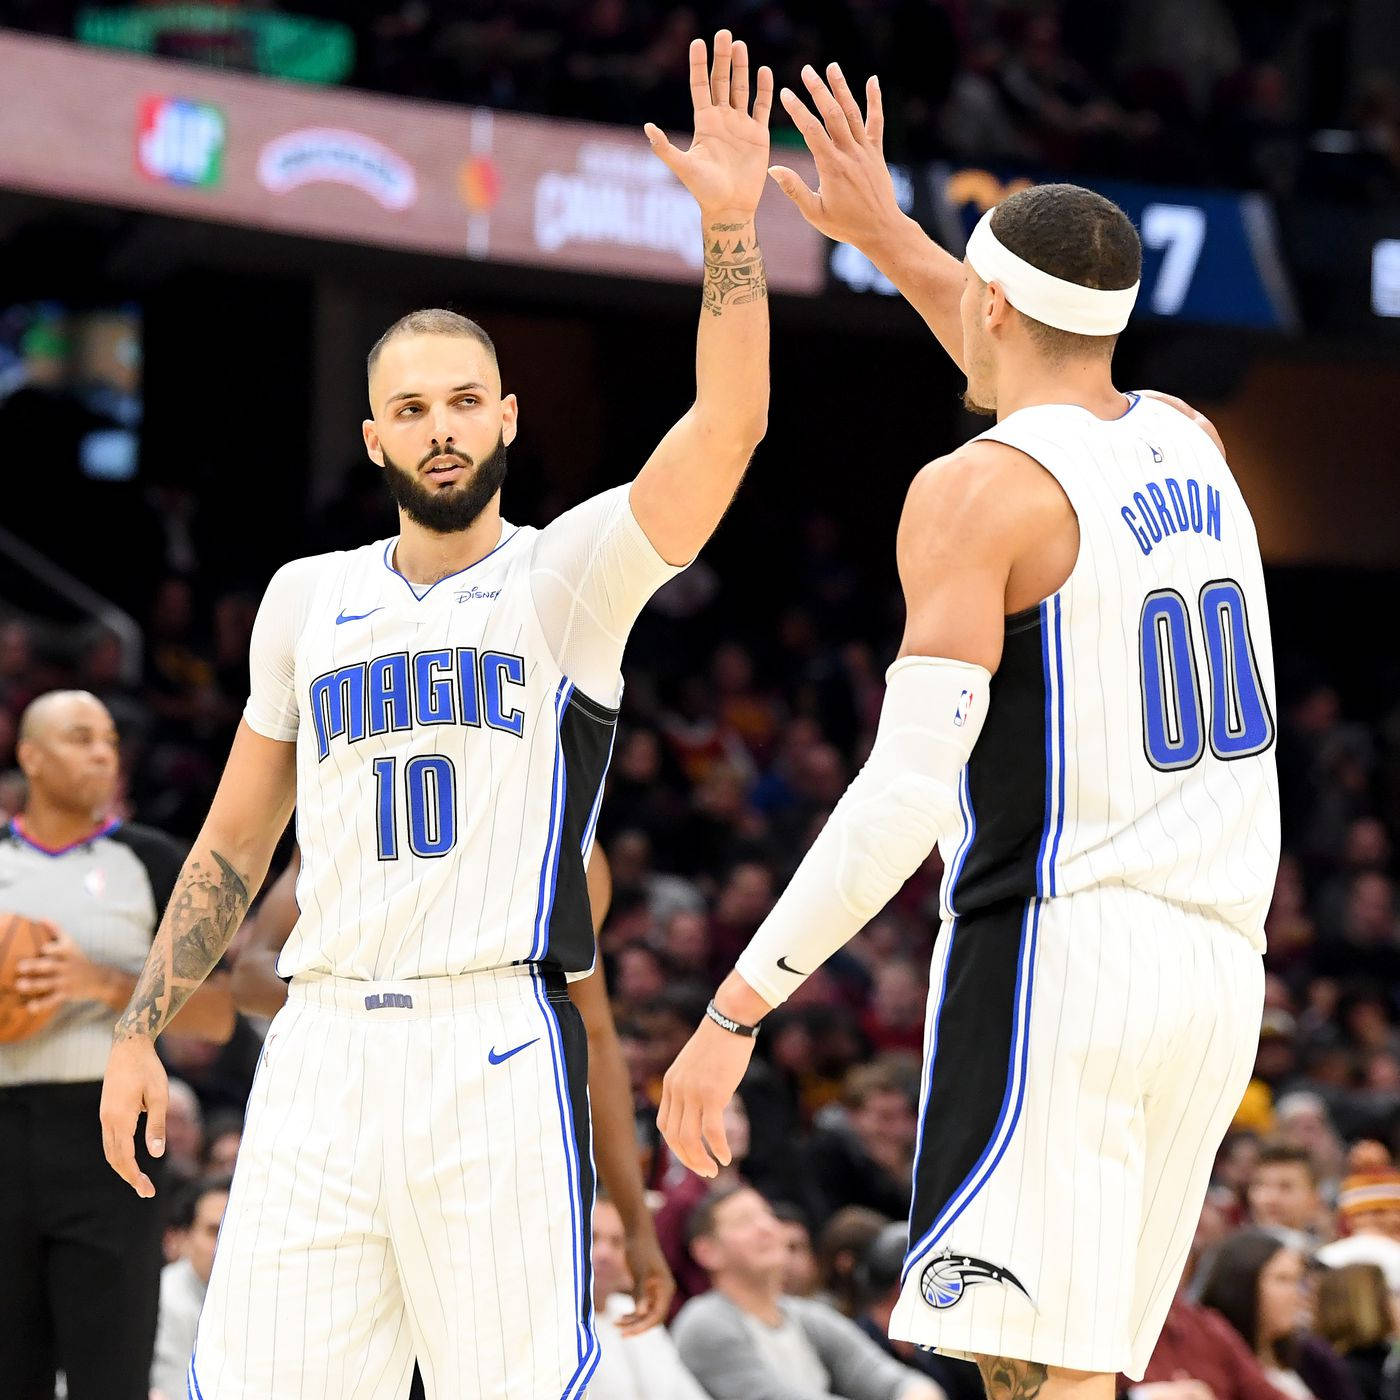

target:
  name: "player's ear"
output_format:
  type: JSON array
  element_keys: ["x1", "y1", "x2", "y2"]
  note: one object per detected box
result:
[
  {"x1": 501, "y1": 392, "x2": 519, "y2": 448},
  {"x1": 362, "y1": 418, "x2": 384, "y2": 467}
]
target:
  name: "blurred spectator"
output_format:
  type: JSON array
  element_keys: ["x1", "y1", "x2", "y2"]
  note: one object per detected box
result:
[
  {"x1": 201, "y1": 1109, "x2": 244, "y2": 1176},
  {"x1": 1125, "y1": 1287, "x2": 1296, "y2": 1399},
  {"x1": 1199, "y1": 1230, "x2": 1363, "y2": 1400},
  {"x1": 816, "y1": 1206, "x2": 892, "y2": 1318},
  {"x1": 1317, "y1": 1172, "x2": 1400, "y2": 1292},
  {"x1": 1275, "y1": 1093, "x2": 1348, "y2": 1195},
  {"x1": 149, "y1": 1176, "x2": 230, "y2": 1400},
  {"x1": 673, "y1": 1185, "x2": 942, "y2": 1400},
  {"x1": 589, "y1": 1195, "x2": 709, "y2": 1400},
  {"x1": 773, "y1": 1201, "x2": 820, "y2": 1299},
  {"x1": 802, "y1": 1060, "x2": 918, "y2": 1231},
  {"x1": 1248, "y1": 1141, "x2": 1326, "y2": 1250},
  {"x1": 163, "y1": 1076, "x2": 206, "y2": 1184},
  {"x1": 1314, "y1": 1264, "x2": 1400, "y2": 1400}
]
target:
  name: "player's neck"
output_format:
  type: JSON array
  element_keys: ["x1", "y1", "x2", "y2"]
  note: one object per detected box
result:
[
  {"x1": 995, "y1": 358, "x2": 1128, "y2": 423},
  {"x1": 16, "y1": 799, "x2": 110, "y2": 851},
  {"x1": 391, "y1": 506, "x2": 505, "y2": 586}
]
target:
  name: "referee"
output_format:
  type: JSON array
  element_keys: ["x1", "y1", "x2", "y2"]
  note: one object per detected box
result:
[{"x1": 0, "y1": 689, "x2": 234, "y2": 1400}]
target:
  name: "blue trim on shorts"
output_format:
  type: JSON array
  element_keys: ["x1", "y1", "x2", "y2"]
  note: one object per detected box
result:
[
  {"x1": 530, "y1": 969, "x2": 600, "y2": 1397},
  {"x1": 902, "y1": 897, "x2": 1041, "y2": 1281}
]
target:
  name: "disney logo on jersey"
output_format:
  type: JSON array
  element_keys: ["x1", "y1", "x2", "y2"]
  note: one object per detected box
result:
[
  {"x1": 309, "y1": 647, "x2": 527, "y2": 760},
  {"x1": 454, "y1": 586, "x2": 501, "y2": 603},
  {"x1": 919, "y1": 1249, "x2": 1032, "y2": 1311}
]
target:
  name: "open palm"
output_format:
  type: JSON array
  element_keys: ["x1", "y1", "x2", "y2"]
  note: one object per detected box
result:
[{"x1": 645, "y1": 31, "x2": 773, "y2": 219}]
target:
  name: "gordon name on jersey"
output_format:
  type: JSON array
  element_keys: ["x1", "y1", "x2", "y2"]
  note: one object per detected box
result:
[{"x1": 243, "y1": 486, "x2": 682, "y2": 983}]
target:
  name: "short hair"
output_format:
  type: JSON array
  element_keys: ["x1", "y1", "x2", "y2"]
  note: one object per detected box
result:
[
  {"x1": 986, "y1": 183, "x2": 1141, "y2": 360},
  {"x1": 169, "y1": 1173, "x2": 233, "y2": 1231},
  {"x1": 1316, "y1": 1263, "x2": 1393, "y2": 1354},
  {"x1": 365, "y1": 308, "x2": 498, "y2": 382},
  {"x1": 771, "y1": 1201, "x2": 813, "y2": 1234},
  {"x1": 843, "y1": 1059, "x2": 916, "y2": 1111},
  {"x1": 1254, "y1": 1139, "x2": 1320, "y2": 1185},
  {"x1": 685, "y1": 1182, "x2": 751, "y2": 1250}
]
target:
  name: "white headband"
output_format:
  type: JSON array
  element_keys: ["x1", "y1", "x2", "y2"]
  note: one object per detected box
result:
[{"x1": 965, "y1": 208, "x2": 1139, "y2": 335}]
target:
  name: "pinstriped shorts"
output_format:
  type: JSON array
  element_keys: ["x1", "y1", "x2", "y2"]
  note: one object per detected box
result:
[
  {"x1": 890, "y1": 885, "x2": 1263, "y2": 1379},
  {"x1": 188, "y1": 964, "x2": 598, "y2": 1400}
]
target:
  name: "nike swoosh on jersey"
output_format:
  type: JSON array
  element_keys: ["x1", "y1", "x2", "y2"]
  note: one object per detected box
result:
[
  {"x1": 777, "y1": 956, "x2": 807, "y2": 975},
  {"x1": 335, "y1": 607, "x2": 384, "y2": 625},
  {"x1": 487, "y1": 1037, "x2": 540, "y2": 1065}
]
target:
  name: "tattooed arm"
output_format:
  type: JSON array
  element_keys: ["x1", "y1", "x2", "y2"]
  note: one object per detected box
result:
[
  {"x1": 101, "y1": 721, "x2": 297, "y2": 1195},
  {"x1": 628, "y1": 30, "x2": 772, "y2": 566}
]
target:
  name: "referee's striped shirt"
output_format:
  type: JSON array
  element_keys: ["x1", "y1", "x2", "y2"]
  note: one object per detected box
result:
[{"x1": 0, "y1": 818, "x2": 184, "y2": 1086}]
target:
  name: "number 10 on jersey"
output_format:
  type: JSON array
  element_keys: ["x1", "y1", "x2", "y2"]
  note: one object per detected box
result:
[{"x1": 372, "y1": 756, "x2": 457, "y2": 858}]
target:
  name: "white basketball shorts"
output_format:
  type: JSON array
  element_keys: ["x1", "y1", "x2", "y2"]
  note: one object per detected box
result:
[
  {"x1": 890, "y1": 885, "x2": 1263, "y2": 1379},
  {"x1": 188, "y1": 963, "x2": 598, "y2": 1399}
]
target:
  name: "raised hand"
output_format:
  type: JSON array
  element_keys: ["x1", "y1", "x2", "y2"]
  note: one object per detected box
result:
[
  {"x1": 645, "y1": 31, "x2": 773, "y2": 220},
  {"x1": 770, "y1": 63, "x2": 904, "y2": 250}
]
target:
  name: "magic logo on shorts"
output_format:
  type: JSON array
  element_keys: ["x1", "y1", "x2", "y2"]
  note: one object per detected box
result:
[{"x1": 920, "y1": 1249, "x2": 1033, "y2": 1310}]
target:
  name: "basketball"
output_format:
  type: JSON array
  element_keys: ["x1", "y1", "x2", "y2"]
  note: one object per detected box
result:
[{"x1": 0, "y1": 912, "x2": 60, "y2": 1044}]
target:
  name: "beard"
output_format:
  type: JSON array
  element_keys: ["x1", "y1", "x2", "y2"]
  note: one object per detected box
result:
[
  {"x1": 380, "y1": 431, "x2": 509, "y2": 533},
  {"x1": 961, "y1": 387, "x2": 996, "y2": 417}
]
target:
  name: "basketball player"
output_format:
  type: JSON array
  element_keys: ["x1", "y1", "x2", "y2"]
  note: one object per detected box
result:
[
  {"x1": 99, "y1": 31, "x2": 772, "y2": 1398},
  {"x1": 659, "y1": 67, "x2": 1279, "y2": 1400}
]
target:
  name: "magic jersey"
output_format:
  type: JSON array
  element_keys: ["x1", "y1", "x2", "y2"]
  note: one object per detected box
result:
[
  {"x1": 938, "y1": 394, "x2": 1280, "y2": 948},
  {"x1": 243, "y1": 485, "x2": 682, "y2": 981}
]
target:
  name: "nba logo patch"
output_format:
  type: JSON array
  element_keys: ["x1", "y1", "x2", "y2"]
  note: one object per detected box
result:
[
  {"x1": 954, "y1": 690, "x2": 973, "y2": 727},
  {"x1": 84, "y1": 867, "x2": 107, "y2": 898}
]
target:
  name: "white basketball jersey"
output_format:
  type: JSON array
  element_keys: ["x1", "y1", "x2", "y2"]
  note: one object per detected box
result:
[
  {"x1": 937, "y1": 393, "x2": 1280, "y2": 948},
  {"x1": 243, "y1": 487, "x2": 680, "y2": 981}
]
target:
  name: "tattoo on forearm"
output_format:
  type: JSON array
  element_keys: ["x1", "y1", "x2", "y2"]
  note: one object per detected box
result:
[
  {"x1": 702, "y1": 224, "x2": 767, "y2": 316},
  {"x1": 114, "y1": 850, "x2": 250, "y2": 1040},
  {"x1": 976, "y1": 1356, "x2": 1050, "y2": 1400}
]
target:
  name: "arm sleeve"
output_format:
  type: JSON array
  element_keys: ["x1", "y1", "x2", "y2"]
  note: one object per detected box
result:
[
  {"x1": 672, "y1": 1297, "x2": 840, "y2": 1400},
  {"x1": 797, "y1": 1301, "x2": 927, "y2": 1400},
  {"x1": 529, "y1": 483, "x2": 687, "y2": 707},
  {"x1": 243, "y1": 558, "x2": 320, "y2": 742}
]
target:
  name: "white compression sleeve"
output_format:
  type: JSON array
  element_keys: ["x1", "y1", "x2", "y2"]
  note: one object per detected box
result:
[{"x1": 734, "y1": 655, "x2": 991, "y2": 1008}]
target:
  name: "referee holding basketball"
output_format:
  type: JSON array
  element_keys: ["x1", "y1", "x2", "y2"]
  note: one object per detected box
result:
[{"x1": 0, "y1": 689, "x2": 234, "y2": 1400}]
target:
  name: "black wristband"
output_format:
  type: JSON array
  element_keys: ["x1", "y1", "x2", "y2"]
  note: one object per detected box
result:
[{"x1": 705, "y1": 998, "x2": 760, "y2": 1039}]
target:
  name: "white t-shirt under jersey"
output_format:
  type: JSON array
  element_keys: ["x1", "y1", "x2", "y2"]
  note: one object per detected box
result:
[{"x1": 243, "y1": 484, "x2": 683, "y2": 982}]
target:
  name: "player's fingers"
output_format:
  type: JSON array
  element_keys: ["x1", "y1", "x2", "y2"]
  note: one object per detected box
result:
[
  {"x1": 779, "y1": 87, "x2": 834, "y2": 160},
  {"x1": 643, "y1": 123, "x2": 685, "y2": 179},
  {"x1": 865, "y1": 74, "x2": 885, "y2": 148},
  {"x1": 710, "y1": 29, "x2": 732, "y2": 107},
  {"x1": 730, "y1": 38, "x2": 749, "y2": 111},
  {"x1": 752, "y1": 65, "x2": 774, "y2": 127},
  {"x1": 767, "y1": 167, "x2": 821, "y2": 222},
  {"x1": 674, "y1": 1092, "x2": 713, "y2": 1177},
  {"x1": 688, "y1": 37, "x2": 710, "y2": 109},
  {"x1": 619, "y1": 1270, "x2": 671, "y2": 1335},
  {"x1": 699, "y1": 1097, "x2": 731, "y2": 1167},
  {"x1": 826, "y1": 63, "x2": 866, "y2": 142},
  {"x1": 103, "y1": 1112, "x2": 154, "y2": 1196},
  {"x1": 144, "y1": 1074, "x2": 168, "y2": 1158},
  {"x1": 22, "y1": 992, "x2": 62, "y2": 1015},
  {"x1": 800, "y1": 64, "x2": 856, "y2": 149}
]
